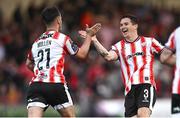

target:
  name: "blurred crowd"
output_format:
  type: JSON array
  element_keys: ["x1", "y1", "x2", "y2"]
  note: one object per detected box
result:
[{"x1": 0, "y1": 0, "x2": 179, "y2": 116}]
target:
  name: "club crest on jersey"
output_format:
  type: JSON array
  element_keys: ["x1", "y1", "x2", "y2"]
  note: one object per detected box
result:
[{"x1": 38, "y1": 72, "x2": 48, "y2": 79}]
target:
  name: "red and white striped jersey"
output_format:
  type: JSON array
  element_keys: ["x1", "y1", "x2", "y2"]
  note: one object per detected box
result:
[
  {"x1": 112, "y1": 36, "x2": 164, "y2": 95},
  {"x1": 165, "y1": 26, "x2": 180, "y2": 95},
  {"x1": 27, "y1": 31, "x2": 79, "y2": 84}
]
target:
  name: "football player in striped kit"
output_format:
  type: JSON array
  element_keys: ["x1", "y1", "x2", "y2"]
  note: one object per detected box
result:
[
  {"x1": 79, "y1": 14, "x2": 175, "y2": 117},
  {"x1": 165, "y1": 27, "x2": 180, "y2": 117},
  {"x1": 26, "y1": 6, "x2": 101, "y2": 117}
]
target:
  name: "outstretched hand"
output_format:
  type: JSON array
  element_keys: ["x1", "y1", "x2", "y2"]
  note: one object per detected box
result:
[
  {"x1": 79, "y1": 30, "x2": 98, "y2": 42},
  {"x1": 86, "y1": 23, "x2": 101, "y2": 36},
  {"x1": 79, "y1": 23, "x2": 101, "y2": 38},
  {"x1": 78, "y1": 30, "x2": 87, "y2": 39}
]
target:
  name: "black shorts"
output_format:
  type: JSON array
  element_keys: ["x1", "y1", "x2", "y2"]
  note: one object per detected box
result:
[
  {"x1": 27, "y1": 82, "x2": 73, "y2": 110},
  {"x1": 124, "y1": 83, "x2": 156, "y2": 117},
  {"x1": 172, "y1": 94, "x2": 180, "y2": 114}
]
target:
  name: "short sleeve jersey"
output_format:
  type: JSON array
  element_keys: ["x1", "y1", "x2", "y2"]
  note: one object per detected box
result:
[
  {"x1": 111, "y1": 36, "x2": 164, "y2": 95},
  {"x1": 165, "y1": 27, "x2": 180, "y2": 95},
  {"x1": 27, "y1": 31, "x2": 79, "y2": 84}
]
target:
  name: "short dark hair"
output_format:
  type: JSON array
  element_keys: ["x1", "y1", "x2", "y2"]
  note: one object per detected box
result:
[
  {"x1": 41, "y1": 6, "x2": 61, "y2": 25},
  {"x1": 120, "y1": 14, "x2": 138, "y2": 25}
]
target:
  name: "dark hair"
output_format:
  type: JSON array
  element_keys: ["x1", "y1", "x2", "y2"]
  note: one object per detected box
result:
[
  {"x1": 120, "y1": 14, "x2": 138, "y2": 25},
  {"x1": 41, "y1": 6, "x2": 61, "y2": 25}
]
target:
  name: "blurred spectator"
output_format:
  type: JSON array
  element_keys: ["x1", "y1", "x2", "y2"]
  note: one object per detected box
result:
[{"x1": 0, "y1": 41, "x2": 5, "y2": 62}]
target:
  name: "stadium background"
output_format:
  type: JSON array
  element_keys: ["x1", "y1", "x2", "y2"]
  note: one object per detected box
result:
[{"x1": 0, "y1": 0, "x2": 179, "y2": 117}]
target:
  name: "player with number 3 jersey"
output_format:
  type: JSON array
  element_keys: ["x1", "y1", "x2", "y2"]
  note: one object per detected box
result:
[{"x1": 79, "y1": 14, "x2": 175, "y2": 117}]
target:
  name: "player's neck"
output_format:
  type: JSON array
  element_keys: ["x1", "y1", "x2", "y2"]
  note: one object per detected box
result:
[
  {"x1": 46, "y1": 28, "x2": 58, "y2": 32},
  {"x1": 47, "y1": 27, "x2": 58, "y2": 32},
  {"x1": 125, "y1": 33, "x2": 139, "y2": 42}
]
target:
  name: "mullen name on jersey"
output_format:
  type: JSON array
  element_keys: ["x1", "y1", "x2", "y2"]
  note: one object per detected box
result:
[{"x1": 37, "y1": 40, "x2": 52, "y2": 48}]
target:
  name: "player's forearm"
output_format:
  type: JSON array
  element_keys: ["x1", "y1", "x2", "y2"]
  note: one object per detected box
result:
[
  {"x1": 27, "y1": 64, "x2": 34, "y2": 72},
  {"x1": 76, "y1": 35, "x2": 92, "y2": 59},
  {"x1": 160, "y1": 48, "x2": 176, "y2": 66},
  {"x1": 26, "y1": 59, "x2": 34, "y2": 72},
  {"x1": 28, "y1": 64, "x2": 34, "y2": 72},
  {"x1": 163, "y1": 54, "x2": 176, "y2": 66},
  {"x1": 92, "y1": 39, "x2": 110, "y2": 60}
]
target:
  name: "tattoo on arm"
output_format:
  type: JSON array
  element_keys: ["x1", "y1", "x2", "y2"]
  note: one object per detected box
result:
[
  {"x1": 99, "y1": 51, "x2": 109, "y2": 57},
  {"x1": 93, "y1": 40, "x2": 109, "y2": 58}
]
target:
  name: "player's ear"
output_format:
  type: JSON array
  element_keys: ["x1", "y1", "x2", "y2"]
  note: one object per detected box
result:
[
  {"x1": 57, "y1": 16, "x2": 61, "y2": 24},
  {"x1": 134, "y1": 24, "x2": 138, "y2": 30}
]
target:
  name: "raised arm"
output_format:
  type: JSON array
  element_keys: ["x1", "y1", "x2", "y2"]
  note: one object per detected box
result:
[
  {"x1": 92, "y1": 36, "x2": 118, "y2": 61},
  {"x1": 75, "y1": 23, "x2": 101, "y2": 59}
]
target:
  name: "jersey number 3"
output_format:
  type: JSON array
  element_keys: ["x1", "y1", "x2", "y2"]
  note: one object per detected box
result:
[{"x1": 37, "y1": 48, "x2": 50, "y2": 70}]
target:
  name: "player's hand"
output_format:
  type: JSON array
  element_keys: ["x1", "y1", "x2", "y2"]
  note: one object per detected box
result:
[
  {"x1": 78, "y1": 30, "x2": 87, "y2": 39},
  {"x1": 78, "y1": 30, "x2": 98, "y2": 41},
  {"x1": 86, "y1": 23, "x2": 101, "y2": 36},
  {"x1": 78, "y1": 23, "x2": 101, "y2": 38}
]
